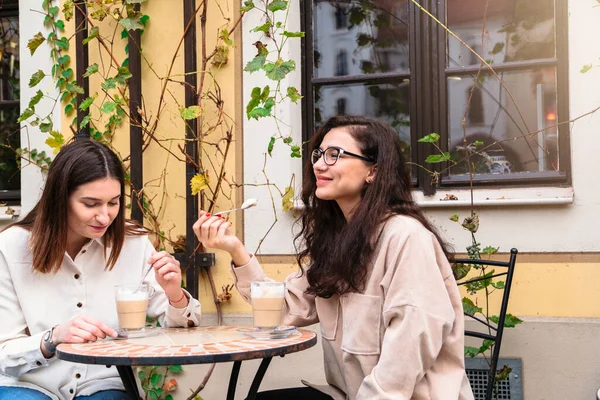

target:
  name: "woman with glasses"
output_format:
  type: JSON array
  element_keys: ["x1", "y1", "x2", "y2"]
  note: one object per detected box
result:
[{"x1": 193, "y1": 115, "x2": 473, "y2": 400}]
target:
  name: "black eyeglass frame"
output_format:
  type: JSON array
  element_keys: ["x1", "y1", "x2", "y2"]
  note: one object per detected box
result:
[{"x1": 311, "y1": 146, "x2": 376, "y2": 166}]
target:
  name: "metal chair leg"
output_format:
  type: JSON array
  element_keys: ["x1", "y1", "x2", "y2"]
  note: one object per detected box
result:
[
  {"x1": 245, "y1": 357, "x2": 273, "y2": 400},
  {"x1": 117, "y1": 366, "x2": 141, "y2": 400},
  {"x1": 227, "y1": 360, "x2": 242, "y2": 400}
]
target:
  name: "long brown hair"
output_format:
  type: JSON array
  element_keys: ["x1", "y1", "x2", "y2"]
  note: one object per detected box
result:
[
  {"x1": 295, "y1": 115, "x2": 453, "y2": 298},
  {"x1": 5, "y1": 139, "x2": 144, "y2": 273}
]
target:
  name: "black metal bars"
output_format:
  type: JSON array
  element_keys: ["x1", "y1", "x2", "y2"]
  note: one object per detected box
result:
[
  {"x1": 184, "y1": 0, "x2": 200, "y2": 298},
  {"x1": 128, "y1": 4, "x2": 143, "y2": 223},
  {"x1": 74, "y1": 2, "x2": 90, "y2": 137}
]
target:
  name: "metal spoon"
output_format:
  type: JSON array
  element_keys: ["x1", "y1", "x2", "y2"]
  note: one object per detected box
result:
[
  {"x1": 133, "y1": 263, "x2": 154, "y2": 294},
  {"x1": 215, "y1": 198, "x2": 258, "y2": 216}
]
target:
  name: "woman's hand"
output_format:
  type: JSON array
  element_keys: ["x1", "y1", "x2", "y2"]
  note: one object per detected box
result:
[
  {"x1": 53, "y1": 315, "x2": 117, "y2": 345},
  {"x1": 193, "y1": 211, "x2": 250, "y2": 266},
  {"x1": 147, "y1": 251, "x2": 186, "y2": 306}
]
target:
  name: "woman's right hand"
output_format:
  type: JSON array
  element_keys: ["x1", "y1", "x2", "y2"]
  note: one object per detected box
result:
[
  {"x1": 193, "y1": 211, "x2": 250, "y2": 265},
  {"x1": 53, "y1": 315, "x2": 118, "y2": 345}
]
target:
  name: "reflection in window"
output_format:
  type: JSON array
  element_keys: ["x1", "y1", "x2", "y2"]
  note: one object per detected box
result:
[
  {"x1": 334, "y1": 7, "x2": 347, "y2": 30},
  {"x1": 0, "y1": 7, "x2": 20, "y2": 195},
  {"x1": 335, "y1": 50, "x2": 348, "y2": 76},
  {"x1": 336, "y1": 98, "x2": 347, "y2": 115}
]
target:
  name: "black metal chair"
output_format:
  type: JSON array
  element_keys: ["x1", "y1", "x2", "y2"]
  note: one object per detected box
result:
[{"x1": 454, "y1": 248, "x2": 518, "y2": 400}]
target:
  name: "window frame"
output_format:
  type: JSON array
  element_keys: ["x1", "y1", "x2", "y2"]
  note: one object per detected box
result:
[
  {"x1": 0, "y1": 1, "x2": 20, "y2": 203},
  {"x1": 301, "y1": 0, "x2": 570, "y2": 194}
]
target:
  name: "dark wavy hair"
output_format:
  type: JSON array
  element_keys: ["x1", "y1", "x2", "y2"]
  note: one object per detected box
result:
[
  {"x1": 295, "y1": 115, "x2": 453, "y2": 298},
  {"x1": 5, "y1": 139, "x2": 144, "y2": 273}
]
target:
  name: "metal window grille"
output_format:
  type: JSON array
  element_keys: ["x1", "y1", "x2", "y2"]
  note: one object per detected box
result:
[{"x1": 465, "y1": 358, "x2": 523, "y2": 400}]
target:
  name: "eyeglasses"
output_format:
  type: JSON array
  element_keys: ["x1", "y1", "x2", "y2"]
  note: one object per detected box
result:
[{"x1": 311, "y1": 146, "x2": 375, "y2": 166}]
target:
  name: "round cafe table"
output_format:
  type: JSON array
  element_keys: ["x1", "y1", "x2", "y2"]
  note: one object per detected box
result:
[{"x1": 56, "y1": 325, "x2": 317, "y2": 400}]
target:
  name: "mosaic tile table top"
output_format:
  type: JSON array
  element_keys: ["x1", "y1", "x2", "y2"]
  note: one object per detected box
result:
[{"x1": 56, "y1": 325, "x2": 318, "y2": 366}]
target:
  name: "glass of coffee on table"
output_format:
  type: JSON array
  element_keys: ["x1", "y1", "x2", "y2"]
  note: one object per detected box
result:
[
  {"x1": 250, "y1": 281, "x2": 285, "y2": 331},
  {"x1": 114, "y1": 283, "x2": 155, "y2": 336}
]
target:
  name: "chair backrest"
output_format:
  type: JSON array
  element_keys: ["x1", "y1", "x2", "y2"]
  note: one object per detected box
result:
[{"x1": 454, "y1": 248, "x2": 518, "y2": 400}]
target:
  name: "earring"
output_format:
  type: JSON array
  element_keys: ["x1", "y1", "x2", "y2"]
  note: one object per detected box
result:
[{"x1": 366, "y1": 178, "x2": 372, "y2": 184}]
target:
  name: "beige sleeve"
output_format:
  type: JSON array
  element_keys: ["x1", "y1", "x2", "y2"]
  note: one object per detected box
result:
[
  {"x1": 231, "y1": 255, "x2": 318, "y2": 327},
  {"x1": 356, "y1": 227, "x2": 456, "y2": 399}
]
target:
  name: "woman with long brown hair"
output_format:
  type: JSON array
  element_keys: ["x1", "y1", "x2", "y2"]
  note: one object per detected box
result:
[
  {"x1": 194, "y1": 115, "x2": 473, "y2": 399},
  {"x1": 0, "y1": 139, "x2": 201, "y2": 400}
]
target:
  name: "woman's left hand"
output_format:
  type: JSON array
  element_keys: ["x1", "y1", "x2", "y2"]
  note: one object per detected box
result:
[{"x1": 148, "y1": 251, "x2": 185, "y2": 304}]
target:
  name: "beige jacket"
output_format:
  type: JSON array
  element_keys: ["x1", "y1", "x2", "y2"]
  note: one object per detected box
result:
[{"x1": 232, "y1": 215, "x2": 474, "y2": 400}]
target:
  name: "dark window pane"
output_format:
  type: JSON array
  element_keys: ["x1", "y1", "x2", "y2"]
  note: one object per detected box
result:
[
  {"x1": 447, "y1": 0, "x2": 556, "y2": 68},
  {"x1": 314, "y1": 81, "x2": 411, "y2": 161},
  {"x1": 447, "y1": 68, "x2": 558, "y2": 176},
  {"x1": 0, "y1": 13, "x2": 19, "y2": 194},
  {"x1": 313, "y1": 0, "x2": 410, "y2": 78}
]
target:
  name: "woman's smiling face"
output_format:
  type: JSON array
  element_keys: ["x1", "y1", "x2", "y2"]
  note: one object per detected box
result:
[{"x1": 313, "y1": 127, "x2": 376, "y2": 217}]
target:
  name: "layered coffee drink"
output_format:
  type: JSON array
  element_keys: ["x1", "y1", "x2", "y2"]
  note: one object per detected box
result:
[
  {"x1": 251, "y1": 281, "x2": 285, "y2": 330},
  {"x1": 114, "y1": 284, "x2": 154, "y2": 331}
]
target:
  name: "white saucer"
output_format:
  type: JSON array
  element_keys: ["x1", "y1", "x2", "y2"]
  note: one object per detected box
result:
[
  {"x1": 238, "y1": 326, "x2": 297, "y2": 340},
  {"x1": 115, "y1": 327, "x2": 162, "y2": 340}
]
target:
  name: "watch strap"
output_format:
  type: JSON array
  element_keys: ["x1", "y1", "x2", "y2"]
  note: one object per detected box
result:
[{"x1": 44, "y1": 326, "x2": 57, "y2": 353}]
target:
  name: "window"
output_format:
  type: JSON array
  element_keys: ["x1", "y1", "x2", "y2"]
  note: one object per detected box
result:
[
  {"x1": 335, "y1": 50, "x2": 348, "y2": 76},
  {"x1": 0, "y1": 0, "x2": 20, "y2": 203},
  {"x1": 334, "y1": 7, "x2": 347, "y2": 30},
  {"x1": 303, "y1": 0, "x2": 569, "y2": 192},
  {"x1": 336, "y1": 98, "x2": 347, "y2": 115}
]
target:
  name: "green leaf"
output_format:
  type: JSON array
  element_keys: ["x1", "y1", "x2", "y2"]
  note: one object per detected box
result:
[
  {"x1": 140, "y1": 14, "x2": 150, "y2": 26},
  {"x1": 56, "y1": 37, "x2": 69, "y2": 50},
  {"x1": 101, "y1": 101, "x2": 117, "y2": 114},
  {"x1": 491, "y1": 281, "x2": 505, "y2": 289},
  {"x1": 61, "y1": 68, "x2": 73, "y2": 79},
  {"x1": 490, "y1": 42, "x2": 505, "y2": 55},
  {"x1": 464, "y1": 346, "x2": 480, "y2": 358},
  {"x1": 472, "y1": 140, "x2": 484, "y2": 146},
  {"x1": 168, "y1": 365, "x2": 183, "y2": 373},
  {"x1": 120, "y1": 17, "x2": 144, "y2": 31},
  {"x1": 121, "y1": 28, "x2": 129, "y2": 40},
  {"x1": 267, "y1": 0, "x2": 288, "y2": 12},
  {"x1": 264, "y1": 60, "x2": 295, "y2": 81},
  {"x1": 251, "y1": 21, "x2": 272, "y2": 33},
  {"x1": 82, "y1": 26, "x2": 99, "y2": 45},
  {"x1": 27, "y1": 32, "x2": 46, "y2": 56},
  {"x1": 424, "y1": 153, "x2": 451, "y2": 163},
  {"x1": 39, "y1": 120, "x2": 53, "y2": 133},
  {"x1": 64, "y1": 103, "x2": 74, "y2": 114},
  {"x1": 66, "y1": 82, "x2": 85, "y2": 95},
  {"x1": 418, "y1": 133, "x2": 440, "y2": 143},
  {"x1": 580, "y1": 64, "x2": 593, "y2": 74},
  {"x1": 267, "y1": 136, "x2": 275, "y2": 156},
  {"x1": 479, "y1": 339, "x2": 494, "y2": 354},
  {"x1": 101, "y1": 78, "x2": 117, "y2": 91},
  {"x1": 462, "y1": 297, "x2": 482, "y2": 316},
  {"x1": 452, "y1": 262, "x2": 471, "y2": 280},
  {"x1": 180, "y1": 105, "x2": 202, "y2": 120},
  {"x1": 244, "y1": 55, "x2": 267, "y2": 72},
  {"x1": 248, "y1": 107, "x2": 271, "y2": 120},
  {"x1": 282, "y1": 31, "x2": 304, "y2": 38},
  {"x1": 495, "y1": 365, "x2": 512, "y2": 382},
  {"x1": 83, "y1": 63, "x2": 99, "y2": 78},
  {"x1": 28, "y1": 90, "x2": 44, "y2": 109},
  {"x1": 490, "y1": 313, "x2": 523, "y2": 328},
  {"x1": 150, "y1": 373, "x2": 163, "y2": 387},
  {"x1": 79, "y1": 95, "x2": 96, "y2": 111},
  {"x1": 29, "y1": 70, "x2": 46, "y2": 88},
  {"x1": 58, "y1": 54, "x2": 70, "y2": 66},
  {"x1": 260, "y1": 86, "x2": 270, "y2": 102},
  {"x1": 18, "y1": 108, "x2": 35, "y2": 123},
  {"x1": 241, "y1": 0, "x2": 255, "y2": 12},
  {"x1": 449, "y1": 214, "x2": 459, "y2": 222},
  {"x1": 48, "y1": 6, "x2": 59, "y2": 16},
  {"x1": 115, "y1": 67, "x2": 133, "y2": 84},
  {"x1": 482, "y1": 246, "x2": 499, "y2": 255},
  {"x1": 286, "y1": 86, "x2": 302, "y2": 103},
  {"x1": 54, "y1": 19, "x2": 65, "y2": 30}
]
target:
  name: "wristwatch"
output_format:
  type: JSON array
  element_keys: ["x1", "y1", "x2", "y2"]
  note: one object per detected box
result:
[{"x1": 43, "y1": 326, "x2": 57, "y2": 354}]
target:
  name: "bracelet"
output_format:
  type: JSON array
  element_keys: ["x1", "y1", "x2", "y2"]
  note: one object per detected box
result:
[{"x1": 168, "y1": 289, "x2": 186, "y2": 305}]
